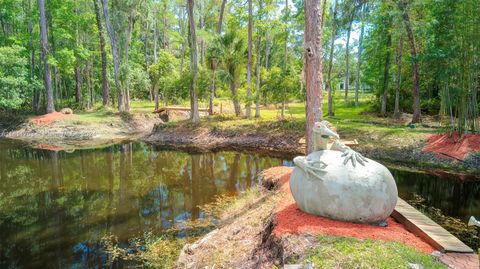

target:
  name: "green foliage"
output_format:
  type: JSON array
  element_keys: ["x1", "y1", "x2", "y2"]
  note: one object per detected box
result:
[
  {"x1": 148, "y1": 49, "x2": 179, "y2": 96},
  {"x1": 262, "y1": 66, "x2": 301, "y2": 105},
  {"x1": 129, "y1": 64, "x2": 152, "y2": 100},
  {"x1": 214, "y1": 31, "x2": 246, "y2": 86},
  {"x1": 0, "y1": 45, "x2": 35, "y2": 110}
]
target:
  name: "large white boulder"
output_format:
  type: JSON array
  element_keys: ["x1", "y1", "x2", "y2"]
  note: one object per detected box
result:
[{"x1": 290, "y1": 150, "x2": 398, "y2": 225}]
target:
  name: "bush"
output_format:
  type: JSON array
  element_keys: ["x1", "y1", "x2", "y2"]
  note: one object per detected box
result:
[
  {"x1": 0, "y1": 46, "x2": 32, "y2": 110},
  {"x1": 421, "y1": 98, "x2": 440, "y2": 115}
]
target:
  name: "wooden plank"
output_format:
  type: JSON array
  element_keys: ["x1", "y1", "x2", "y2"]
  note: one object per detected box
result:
[
  {"x1": 392, "y1": 198, "x2": 473, "y2": 253},
  {"x1": 297, "y1": 138, "x2": 359, "y2": 147},
  {"x1": 153, "y1": 107, "x2": 210, "y2": 113}
]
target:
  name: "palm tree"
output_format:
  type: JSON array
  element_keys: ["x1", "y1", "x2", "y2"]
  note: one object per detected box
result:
[{"x1": 213, "y1": 31, "x2": 246, "y2": 117}]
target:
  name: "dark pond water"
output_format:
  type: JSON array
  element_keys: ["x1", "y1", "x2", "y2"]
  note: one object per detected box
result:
[{"x1": 0, "y1": 139, "x2": 479, "y2": 268}]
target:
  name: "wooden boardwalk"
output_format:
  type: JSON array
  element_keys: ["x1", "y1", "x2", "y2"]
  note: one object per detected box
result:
[
  {"x1": 154, "y1": 106, "x2": 210, "y2": 113},
  {"x1": 392, "y1": 198, "x2": 474, "y2": 253}
]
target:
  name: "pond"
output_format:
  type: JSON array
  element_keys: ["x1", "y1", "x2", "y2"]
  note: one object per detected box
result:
[{"x1": 0, "y1": 139, "x2": 478, "y2": 268}]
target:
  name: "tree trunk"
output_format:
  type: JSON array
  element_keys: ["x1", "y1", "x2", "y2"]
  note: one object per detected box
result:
[
  {"x1": 380, "y1": 32, "x2": 392, "y2": 116},
  {"x1": 28, "y1": 0, "x2": 39, "y2": 113},
  {"x1": 154, "y1": 19, "x2": 158, "y2": 63},
  {"x1": 38, "y1": 0, "x2": 54, "y2": 113},
  {"x1": 326, "y1": 0, "x2": 338, "y2": 116},
  {"x1": 304, "y1": 0, "x2": 324, "y2": 154},
  {"x1": 255, "y1": 19, "x2": 261, "y2": 118},
  {"x1": 355, "y1": 3, "x2": 366, "y2": 107},
  {"x1": 265, "y1": 30, "x2": 270, "y2": 70},
  {"x1": 320, "y1": 0, "x2": 327, "y2": 28},
  {"x1": 246, "y1": 0, "x2": 253, "y2": 118},
  {"x1": 397, "y1": 0, "x2": 421, "y2": 123},
  {"x1": 75, "y1": 4, "x2": 82, "y2": 108},
  {"x1": 123, "y1": 11, "x2": 135, "y2": 112},
  {"x1": 217, "y1": 0, "x2": 227, "y2": 34},
  {"x1": 208, "y1": 0, "x2": 228, "y2": 115},
  {"x1": 75, "y1": 66, "x2": 82, "y2": 106},
  {"x1": 281, "y1": 0, "x2": 289, "y2": 120},
  {"x1": 87, "y1": 66, "x2": 93, "y2": 109},
  {"x1": 101, "y1": 0, "x2": 124, "y2": 112},
  {"x1": 230, "y1": 80, "x2": 241, "y2": 116},
  {"x1": 209, "y1": 70, "x2": 215, "y2": 115},
  {"x1": 93, "y1": 0, "x2": 110, "y2": 107},
  {"x1": 199, "y1": 1, "x2": 204, "y2": 65},
  {"x1": 187, "y1": 0, "x2": 200, "y2": 123},
  {"x1": 344, "y1": 10, "x2": 354, "y2": 104},
  {"x1": 163, "y1": 1, "x2": 169, "y2": 49},
  {"x1": 154, "y1": 84, "x2": 159, "y2": 111},
  {"x1": 394, "y1": 34, "x2": 404, "y2": 118}
]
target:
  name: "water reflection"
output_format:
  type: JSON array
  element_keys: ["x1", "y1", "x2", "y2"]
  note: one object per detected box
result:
[
  {"x1": 392, "y1": 168, "x2": 480, "y2": 221},
  {"x1": 1, "y1": 139, "x2": 479, "y2": 268},
  {"x1": 0, "y1": 140, "x2": 282, "y2": 268}
]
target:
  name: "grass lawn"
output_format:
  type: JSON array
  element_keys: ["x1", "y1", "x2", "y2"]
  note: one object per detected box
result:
[
  {"x1": 158, "y1": 93, "x2": 439, "y2": 148},
  {"x1": 302, "y1": 235, "x2": 446, "y2": 269}
]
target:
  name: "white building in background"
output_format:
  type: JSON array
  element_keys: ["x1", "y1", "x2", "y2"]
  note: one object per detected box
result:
[{"x1": 338, "y1": 80, "x2": 372, "y2": 92}]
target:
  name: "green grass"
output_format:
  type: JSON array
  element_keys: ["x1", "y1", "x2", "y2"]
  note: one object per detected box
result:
[
  {"x1": 303, "y1": 235, "x2": 446, "y2": 269},
  {"x1": 160, "y1": 93, "x2": 438, "y2": 142},
  {"x1": 21, "y1": 93, "x2": 440, "y2": 156}
]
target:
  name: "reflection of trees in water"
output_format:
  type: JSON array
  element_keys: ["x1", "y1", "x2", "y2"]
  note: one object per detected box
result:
[
  {"x1": 393, "y1": 169, "x2": 480, "y2": 219},
  {"x1": 0, "y1": 140, "x2": 283, "y2": 268}
]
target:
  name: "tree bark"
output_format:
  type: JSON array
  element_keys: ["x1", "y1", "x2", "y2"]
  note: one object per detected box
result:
[
  {"x1": 304, "y1": 0, "x2": 324, "y2": 154},
  {"x1": 230, "y1": 80, "x2": 241, "y2": 116},
  {"x1": 217, "y1": 0, "x2": 227, "y2": 34},
  {"x1": 162, "y1": 0, "x2": 169, "y2": 49},
  {"x1": 255, "y1": 4, "x2": 261, "y2": 119},
  {"x1": 154, "y1": 19, "x2": 158, "y2": 63},
  {"x1": 320, "y1": 0, "x2": 327, "y2": 29},
  {"x1": 355, "y1": 3, "x2": 366, "y2": 107},
  {"x1": 28, "y1": 0, "x2": 40, "y2": 113},
  {"x1": 154, "y1": 84, "x2": 159, "y2": 111},
  {"x1": 101, "y1": 0, "x2": 124, "y2": 112},
  {"x1": 344, "y1": 10, "x2": 354, "y2": 104},
  {"x1": 397, "y1": 0, "x2": 421, "y2": 123},
  {"x1": 326, "y1": 0, "x2": 338, "y2": 116},
  {"x1": 38, "y1": 0, "x2": 54, "y2": 113},
  {"x1": 75, "y1": 66, "x2": 83, "y2": 106},
  {"x1": 123, "y1": 10, "x2": 136, "y2": 112},
  {"x1": 281, "y1": 0, "x2": 289, "y2": 119},
  {"x1": 246, "y1": 0, "x2": 253, "y2": 118},
  {"x1": 265, "y1": 30, "x2": 270, "y2": 70},
  {"x1": 380, "y1": 32, "x2": 392, "y2": 116},
  {"x1": 394, "y1": 34, "x2": 404, "y2": 118},
  {"x1": 93, "y1": 0, "x2": 110, "y2": 107},
  {"x1": 187, "y1": 0, "x2": 200, "y2": 123}
]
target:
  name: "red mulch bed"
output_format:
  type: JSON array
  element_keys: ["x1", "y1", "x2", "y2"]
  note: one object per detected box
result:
[
  {"x1": 29, "y1": 112, "x2": 71, "y2": 126},
  {"x1": 423, "y1": 131, "x2": 480, "y2": 161},
  {"x1": 269, "y1": 168, "x2": 435, "y2": 254}
]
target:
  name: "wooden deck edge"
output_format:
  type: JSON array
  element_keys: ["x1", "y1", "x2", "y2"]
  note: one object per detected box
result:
[{"x1": 391, "y1": 198, "x2": 474, "y2": 254}]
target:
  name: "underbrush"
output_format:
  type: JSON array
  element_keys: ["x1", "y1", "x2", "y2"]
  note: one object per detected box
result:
[{"x1": 0, "y1": 111, "x2": 29, "y2": 131}]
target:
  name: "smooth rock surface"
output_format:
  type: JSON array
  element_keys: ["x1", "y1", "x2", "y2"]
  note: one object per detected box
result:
[{"x1": 290, "y1": 150, "x2": 398, "y2": 225}]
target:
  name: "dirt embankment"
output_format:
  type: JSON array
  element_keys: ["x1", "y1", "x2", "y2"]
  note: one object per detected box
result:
[
  {"x1": 145, "y1": 122, "x2": 480, "y2": 175},
  {"x1": 2, "y1": 112, "x2": 162, "y2": 150},
  {"x1": 144, "y1": 124, "x2": 304, "y2": 158}
]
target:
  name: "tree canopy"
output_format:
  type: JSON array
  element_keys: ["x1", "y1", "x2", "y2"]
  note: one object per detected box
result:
[{"x1": 0, "y1": 0, "x2": 477, "y2": 132}]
